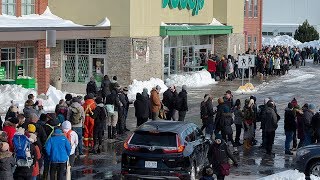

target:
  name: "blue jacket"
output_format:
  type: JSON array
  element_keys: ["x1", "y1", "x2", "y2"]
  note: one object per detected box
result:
[{"x1": 45, "y1": 129, "x2": 71, "y2": 163}]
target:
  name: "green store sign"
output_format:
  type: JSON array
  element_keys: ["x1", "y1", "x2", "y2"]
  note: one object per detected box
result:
[{"x1": 162, "y1": 0, "x2": 205, "y2": 16}]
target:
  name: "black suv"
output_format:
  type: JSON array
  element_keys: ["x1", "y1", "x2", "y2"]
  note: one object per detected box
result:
[{"x1": 121, "y1": 120, "x2": 210, "y2": 180}]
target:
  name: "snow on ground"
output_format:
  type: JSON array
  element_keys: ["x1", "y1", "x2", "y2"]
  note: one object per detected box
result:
[
  {"x1": 165, "y1": 70, "x2": 217, "y2": 88},
  {"x1": 127, "y1": 78, "x2": 167, "y2": 101},
  {"x1": 283, "y1": 74, "x2": 315, "y2": 83},
  {"x1": 258, "y1": 170, "x2": 305, "y2": 180},
  {"x1": 0, "y1": 85, "x2": 78, "y2": 114},
  {"x1": 0, "y1": 7, "x2": 81, "y2": 27}
]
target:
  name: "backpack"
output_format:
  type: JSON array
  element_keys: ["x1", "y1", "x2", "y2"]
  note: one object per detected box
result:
[
  {"x1": 13, "y1": 134, "x2": 33, "y2": 168},
  {"x1": 64, "y1": 130, "x2": 73, "y2": 144},
  {"x1": 200, "y1": 101, "x2": 208, "y2": 119},
  {"x1": 70, "y1": 106, "x2": 82, "y2": 125}
]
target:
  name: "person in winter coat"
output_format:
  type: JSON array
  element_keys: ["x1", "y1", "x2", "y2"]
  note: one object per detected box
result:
[
  {"x1": 91, "y1": 97, "x2": 107, "y2": 154},
  {"x1": 101, "y1": 75, "x2": 111, "y2": 102},
  {"x1": 162, "y1": 86, "x2": 178, "y2": 120},
  {"x1": 118, "y1": 88, "x2": 127, "y2": 135},
  {"x1": 5, "y1": 103, "x2": 19, "y2": 121},
  {"x1": 233, "y1": 99, "x2": 243, "y2": 147},
  {"x1": 109, "y1": 76, "x2": 119, "y2": 92},
  {"x1": 26, "y1": 133, "x2": 41, "y2": 180},
  {"x1": 65, "y1": 94, "x2": 73, "y2": 107},
  {"x1": 0, "y1": 142, "x2": 15, "y2": 180},
  {"x1": 200, "y1": 94, "x2": 215, "y2": 138},
  {"x1": 214, "y1": 98, "x2": 228, "y2": 136},
  {"x1": 243, "y1": 99, "x2": 255, "y2": 150},
  {"x1": 150, "y1": 85, "x2": 162, "y2": 120},
  {"x1": 61, "y1": 121, "x2": 78, "y2": 166},
  {"x1": 200, "y1": 166, "x2": 214, "y2": 180},
  {"x1": 259, "y1": 98, "x2": 270, "y2": 149},
  {"x1": 284, "y1": 103, "x2": 296, "y2": 155},
  {"x1": 207, "y1": 57, "x2": 217, "y2": 79},
  {"x1": 55, "y1": 99, "x2": 68, "y2": 123},
  {"x1": 178, "y1": 85, "x2": 188, "y2": 121},
  {"x1": 121, "y1": 87, "x2": 130, "y2": 131},
  {"x1": 312, "y1": 109, "x2": 320, "y2": 143},
  {"x1": 67, "y1": 97, "x2": 85, "y2": 156},
  {"x1": 274, "y1": 54, "x2": 281, "y2": 76},
  {"x1": 134, "y1": 93, "x2": 150, "y2": 127},
  {"x1": 23, "y1": 100, "x2": 37, "y2": 123},
  {"x1": 86, "y1": 76, "x2": 98, "y2": 96},
  {"x1": 207, "y1": 134, "x2": 238, "y2": 180},
  {"x1": 82, "y1": 93, "x2": 96, "y2": 148},
  {"x1": 227, "y1": 58, "x2": 234, "y2": 81},
  {"x1": 105, "y1": 89, "x2": 121, "y2": 139},
  {"x1": 223, "y1": 90, "x2": 234, "y2": 110},
  {"x1": 303, "y1": 104, "x2": 316, "y2": 146},
  {"x1": 45, "y1": 128, "x2": 71, "y2": 180},
  {"x1": 264, "y1": 100, "x2": 278, "y2": 155},
  {"x1": 2, "y1": 117, "x2": 19, "y2": 152},
  {"x1": 296, "y1": 104, "x2": 305, "y2": 148}
]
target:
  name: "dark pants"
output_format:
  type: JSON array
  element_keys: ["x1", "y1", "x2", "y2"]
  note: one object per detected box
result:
[
  {"x1": 205, "y1": 123, "x2": 214, "y2": 136},
  {"x1": 69, "y1": 154, "x2": 76, "y2": 167},
  {"x1": 137, "y1": 117, "x2": 148, "y2": 127},
  {"x1": 265, "y1": 131, "x2": 275, "y2": 154},
  {"x1": 293, "y1": 131, "x2": 297, "y2": 148},
  {"x1": 72, "y1": 127, "x2": 83, "y2": 155},
  {"x1": 152, "y1": 112, "x2": 159, "y2": 120},
  {"x1": 235, "y1": 124, "x2": 242, "y2": 144},
  {"x1": 285, "y1": 131, "x2": 294, "y2": 152},
  {"x1": 50, "y1": 162, "x2": 66, "y2": 180},
  {"x1": 93, "y1": 127, "x2": 104, "y2": 146},
  {"x1": 222, "y1": 132, "x2": 235, "y2": 146},
  {"x1": 178, "y1": 111, "x2": 187, "y2": 121},
  {"x1": 261, "y1": 130, "x2": 266, "y2": 148},
  {"x1": 117, "y1": 109, "x2": 125, "y2": 134}
]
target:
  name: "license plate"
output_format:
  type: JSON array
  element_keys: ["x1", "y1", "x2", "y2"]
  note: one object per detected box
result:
[{"x1": 145, "y1": 161, "x2": 157, "y2": 168}]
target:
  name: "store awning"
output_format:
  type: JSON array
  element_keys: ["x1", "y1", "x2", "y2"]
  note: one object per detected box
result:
[{"x1": 160, "y1": 25, "x2": 233, "y2": 36}]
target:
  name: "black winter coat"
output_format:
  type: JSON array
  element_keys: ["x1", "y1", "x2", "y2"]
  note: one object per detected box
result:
[
  {"x1": 105, "y1": 91, "x2": 121, "y2": 112},
  {"x1": 92, "y1": 104, "x2": 107, "y2": 130},
  {"x1": 163, "y1": 89, "x2": 177, "y2": 110},
  {"x1": 0, "y1": 151, "x2": 15, "y2": 180},
  {"x1": 303, "y1": 109, "x2": 314, "y2": 132},
  {"x1": 178, "y1": 90, "x2": 188, "y2": 111},
  {"x1": 101, "y1": 79, "x2": 111, "y2": 96},
  {"x1": 86, "y1": 81, "x2": 98, "y2": 95},
  {"x1": 264, "y1": 107, "x2": 278, "y2": 132},
  {"x1": 312, "y1": 112, "x2": 320, "y2": 132},
  {"x1": 284, "y1": 108, "x2": 296, "y2": 132},
  {"x1": 134, "y1": 94, "x2": 150, "y2": 119}
]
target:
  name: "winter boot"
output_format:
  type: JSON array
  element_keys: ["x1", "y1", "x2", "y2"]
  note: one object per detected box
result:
[
  {"x1": 112, "y1": 126, "x2": 117, "y2": 139},
  {"x1": 108, "y1": 126, "x2": 112, "y2": 139}
]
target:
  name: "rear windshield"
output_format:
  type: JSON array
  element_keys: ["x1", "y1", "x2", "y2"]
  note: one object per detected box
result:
[{"x1": 129, "y1": 131, "x2": 177, "y2": 147}]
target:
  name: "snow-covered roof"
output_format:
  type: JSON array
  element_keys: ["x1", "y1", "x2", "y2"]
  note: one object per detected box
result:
[
  {"x1": 161, "y1": 18, "x2": 224, "y2": 26},
  {"x1": 97, "y1": 17, "x2": 111, "y2": 27}
]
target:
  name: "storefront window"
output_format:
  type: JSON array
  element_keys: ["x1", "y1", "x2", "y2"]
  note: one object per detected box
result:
[
  {"x1": 20, "y1": 47, "x2": 34, "y2": 77},
  {"x1": 2, "y1": 0, "x2": 16, "y2": 15},
  {"x1": 90, "y1": 39, "x2": 106, "y2": 54},
  {"x1": 200, "y1": 35, "x2": 210, "y2": 45},
  {"x1": 254, "y1": 0, "x2": 258, "y2": 17},
  {"x1": 248, "y1": 0, "x2": 253, "y2": 17},
  {"x1": 77, "y1": 39, "x2": 89, "y2": 54},
  {"x1": 169, "y1": 36, "x2": 178, "y2": 47},
  {"x1": 21, "y1": 0, "x2": 35, "y2": 15},
  {"x1": 1, "y1": 48, "x2": 16, "y2": 79},
  {"x1": 64, "y1": 40, "x2": 76, "y2": 54}
]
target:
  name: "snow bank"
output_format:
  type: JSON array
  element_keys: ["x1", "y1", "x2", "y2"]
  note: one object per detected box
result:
[
  {"x1": 310, "y1": 175, "x2": 320, "y2": 180},
  {"x1": 127, "y1": 78, "x2": 167, "y2": 101},
  {"x1": 258, "y1": 170, "x2": 305, "y2": 180},
  {"x1": 0, "y1": 85, "x2": 79, "y2": 114},
  {"x1": 97, "y1": 17, "x2": 111, "y2": 27},
  {"x1": 235, "y1": 83, "x2": 257, "y2": 94},
  {"x1": 209, "y1": 18, "x2": 224, "y2": 26},
  {"x1": 165, "y1": 70, "x2": 217, "y2": 88},
  {"x1": 262, "y1": 35, "x2": 301, "y2": 47},
  {"x1": 0, "y1": 7, "x2": 81, "y2": 27},
  {"x1": 299, "y1": 40, "x2": 320, "y2": 49}
]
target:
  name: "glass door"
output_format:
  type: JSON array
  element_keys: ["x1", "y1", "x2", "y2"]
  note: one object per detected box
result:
[{"x1": 91, "y1": 57, "x2": 105, "y2": 87}]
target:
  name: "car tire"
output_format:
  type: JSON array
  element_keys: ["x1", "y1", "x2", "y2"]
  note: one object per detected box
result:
[
  {"x1": 190, "y1": 162, "x2": 197, "y2": 180},
  {"x1": 309, "y1": 161, "x2": 320, "y2": 177}
]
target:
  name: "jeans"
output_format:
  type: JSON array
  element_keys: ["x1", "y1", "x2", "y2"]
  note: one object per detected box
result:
[
  {"x1": 285, "y1": 131, "x2": 294, "y2": 152},
  {"x1": 205, "y1": 123, "x2": 214, "y2": 136},
  {"x1": 178, "y1": 111, "x2": 187, "y2": 121},
  {"x1": 235, "y1": 124, "x2": 242, "y2": 144},
  {"x1": 72, "y1": 127, "x2": 83, "y2": 155},
  {"x1": 50, "y1": 162, "x2": 66, "y2": 180},
  {"x1": 304, "y1": 131, "x2": 312, "y2": 146}
]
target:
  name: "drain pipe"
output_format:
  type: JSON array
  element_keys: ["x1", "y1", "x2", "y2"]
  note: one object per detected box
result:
[{"x1": 162, "y1": 35, "x2": 169, "y2": 80}]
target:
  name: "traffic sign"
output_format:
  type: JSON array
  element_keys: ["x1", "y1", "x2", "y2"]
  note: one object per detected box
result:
[
  {"x1": 238, "y1": 56, "x2": 249, "y2": 69},
  {"x1": 248, "y1": 55, "x2": 256, "y2": 67}
]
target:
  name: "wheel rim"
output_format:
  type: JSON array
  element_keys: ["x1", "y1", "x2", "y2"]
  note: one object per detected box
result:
[
  {"x1": 312, "y1": 164, "x2": 320, "y2": 177},
  {"x1": 191, "y1": 164, "x2": 196, "y2": 180}
]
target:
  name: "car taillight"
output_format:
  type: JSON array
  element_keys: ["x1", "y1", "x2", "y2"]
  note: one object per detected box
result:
[
  {"x1": 123, "y1": 134, "x2": 140, "y2": 151},
  {"x1": 163, "y1": 135, "x2": 185, "y2": 153}
]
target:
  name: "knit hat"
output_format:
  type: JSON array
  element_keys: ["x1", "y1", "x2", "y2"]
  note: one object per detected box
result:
[
  {"x1": 215, "y1": 133, "x2": 222, "y2": 140},
  {"x1": 62, "y1": 121, "x2": 72, "y2": 131},
  {"x1": 87, "y1": 93, "x2": 94, "y2": 99},
  {"x1": 28, "y1": 124, "x2": 36, "y2": 133},
  {"x1": 0, "y1": 131, "x2": 8, "y2": 142},
  {"x1": 65, "y1": 94, "x2": 73, "y2": 101},
  {"x1": 288, "y1": 102, "x2": 293, "y2": 109},
  {"x1": 9, "y1": 117, "x2": 19, "y2": 124},
  {"x1": 264, "y1": 98, "x2": 270, "y2": 105},
  {"x1": 0, "y1": 142, "x2": 9, "y2": 152},
  {"x1": 142, "y1": 88, "x2": 148, "y2": 94},
  {"x1": 95, "y1": 96, "x2": 103, "y2": 104},
  {"x1": 28, "y1": 133, "x2": 37, "y2": 143},
  {"x1": 309, "y1": 104, "x2": 316, "y2": 111}
]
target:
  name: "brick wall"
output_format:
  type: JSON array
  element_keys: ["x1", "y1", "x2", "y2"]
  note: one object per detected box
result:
[
  {"x1": 106, "y1": 37, "x2": 131, "y2": 87},
  {"x1": 214, "y1": 35, "x2": 228, "y2": 57},
  {"x1": 130, "y1": 37, "x2": 162, "y2": 83},
  {"x1": 36, "y1": 40, "x2": 50, "y2": 94},
  {"x1": 244, "y1": 0, "x2": 263, "y2": 51},
  {"x1": 49, "y1": 40, "x2": 62, "y2": 86}
]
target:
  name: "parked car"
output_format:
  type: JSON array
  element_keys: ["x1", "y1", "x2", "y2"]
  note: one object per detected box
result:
[
  {"x1": 121, "y1": 120, "x2": 211, "y2": 180},
  {"x1": 296, "y1": 144, "x2": 320, "y2": 177}
]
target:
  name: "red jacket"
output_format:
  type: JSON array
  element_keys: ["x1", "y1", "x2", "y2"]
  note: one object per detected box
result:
[
  {"x1": 207, "y1": 59, "x2": 217, "y2": 73},
  {"x1": 3, "y1": 125, "x2": 16, "y2": 152}
]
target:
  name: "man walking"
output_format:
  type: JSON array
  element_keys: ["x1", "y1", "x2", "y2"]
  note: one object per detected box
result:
[{"x1": 264, "y1": 100, "x2": 278, "y2": 155}]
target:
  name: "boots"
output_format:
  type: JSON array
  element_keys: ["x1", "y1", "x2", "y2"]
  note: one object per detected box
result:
[
  {"x1": 112, "y1": 126, "x2": 117, "y2": 139},
  {"x1": 108, "y1": 126, "x2": 112, "y2": 139}
]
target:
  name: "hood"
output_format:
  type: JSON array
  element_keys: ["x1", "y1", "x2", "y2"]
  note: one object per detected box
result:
[
  {"x1": 84, "y1": 99, "x2": 95, "y2": 105},
  {"x1": 53, "y1": 128, "x2": 63, "y2": 135},
  {"x1": 204, "y1": 95, "x2": 210, "y2": 102},
  {"x1": 61, "y1": 121, "x2": 71, "y2": 131},
  {"x1": 0, "y1": 151, "x2": 12, "y2": 159},
  {"x1": 285, "y1": 107, "x2": 293, "y2": 111},
  {"x1": 71, "y1": 102, "x2": 82, "y2": 108},
  {"x1": 88, "y1": 81, "x2": 96, "y2": 84}
]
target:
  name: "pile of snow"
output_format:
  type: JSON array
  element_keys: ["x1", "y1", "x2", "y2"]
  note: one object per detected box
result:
[
  {"x1": 165, "y1": 70, "x2": 217, "y2": 88},
  {"x1": 209, "y1": 18, "x2": 224, "y2": 26},
  {"x1": 0, "y1": 85, "x2": 78, "y2": 114},
  {"x1": 235, "y1": 83, "x2": 257, "y2": 94},
  {"x1": 299, "y1": 40, "x2": 320, "y2": 49},
  {"x1": 127, "y1": 78, "x2": 167, "y2": 101},
  {"x1": 0, "y1": 7, "x2": 81, "y2": 27},
  {"x1": 258, "y1": 170, "x2": 305, "y2": 180},
  {"x1": 97, "y1": 17, "x2": 111, "y2": 27},
  {"x1": 262, "y1": 35, "x2": 301, "y2": 47}
]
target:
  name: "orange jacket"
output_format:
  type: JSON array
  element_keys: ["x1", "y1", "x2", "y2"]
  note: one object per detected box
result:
[
  {"x1": 150, "y1": 89, "x2": 161, "y2": 113},
  {"x1": 82, "y1": 99, "x2": 96, "y2": 116}
]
